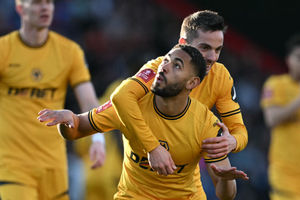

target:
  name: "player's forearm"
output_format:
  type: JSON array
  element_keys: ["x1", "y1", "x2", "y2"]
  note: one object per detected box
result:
[
  {"x1": 222, "y1": 113, "x2": 248, "y2": 152},
  {"x1": 230, "y1": 126, "x2": 248, "y2": 152},
  {"x1": 111, "y1": 79, "x2": 160, "y2": 152},
  {"x1": 58, "y1": 113, "x2": 80, "y2": 140},
  {"x1": 264, "y1": 98, "x2": 300, "y2": 127},
  {"x1": 58, "y1": 113, "x2": 95, "y2": 140},
  {"x1": 215, "y1": 179, "x2": 236, "y2": 200},
  {"x1": 74, "y1": 81, "x2": 99, "y2": 112}
]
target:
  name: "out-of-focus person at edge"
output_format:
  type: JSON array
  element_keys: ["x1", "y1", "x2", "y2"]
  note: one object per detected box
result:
[
  {"x1": 0, "y1": 0, "x2": 105, "y2": 199},
  {"x1": 261, "y1": 34, "x2": 300, "y2": 200}
]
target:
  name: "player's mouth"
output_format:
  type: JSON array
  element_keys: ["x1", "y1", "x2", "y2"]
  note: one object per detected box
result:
[
  {"x1": 206, "y1": 65, "x2": 212, "y2": 72},
  {"x1": 205, "y1": 61, "x2": 214, "y2": 73},
  {"x1": 157, "y1": 72, "x2": 167, "y2": 84},
  {"x1": 40, "y1": 14, "x2": 50, "y2": 21}
]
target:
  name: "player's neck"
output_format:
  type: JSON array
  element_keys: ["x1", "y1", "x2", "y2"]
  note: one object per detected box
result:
[
  {"x1": 155, "y1": 93, "x2": 189, "y2": 116},
  {"x1": 19, "y1": 25, "x2": 49, "y2": 47}
]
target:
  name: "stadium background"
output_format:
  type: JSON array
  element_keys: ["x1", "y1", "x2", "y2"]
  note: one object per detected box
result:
[{"x1": 1, "y1": 0, "x2": 300, "y2": 199}]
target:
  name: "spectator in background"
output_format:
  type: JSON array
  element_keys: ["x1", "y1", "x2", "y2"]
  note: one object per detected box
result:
[
  {"x1": 261, "y1": 34, "x2": 300, "y2": 200},
  {"x1": 0, "y1": 0, "x2": 105, "y2": 199}
]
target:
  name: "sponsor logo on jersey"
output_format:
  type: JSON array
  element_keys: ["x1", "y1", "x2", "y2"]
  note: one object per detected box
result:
[
  {"x1": 96, "y1": 100, "x2": 112, "y2": 114},
  {"x1": 31, "y1": 68, "x2": 43, "y2": 82},
  {"x1": 9, "y1": 63, "x2": 21, "y2": 67},
  {"x1": 8, "y1": 87, "x2": 57, "y2": 99},
  {"x1": 130, "y1": 148, "x2": 188, "y2": 173},
  {"x1": 136, "y1": 69, "x2": 156, "y2": 83},
  {"x1": 159, "y1": 140, "x2": 169, "y2": 151}
]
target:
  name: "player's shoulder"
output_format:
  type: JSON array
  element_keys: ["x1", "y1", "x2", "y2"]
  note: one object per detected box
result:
[
  {"x1": 265, "y1": 74, "x2": 290, "y2": 86},
  {"x1": 210, "y1": 62, "x2": 231, "y2": 78},
  {"x1": 0, "y1": 31, "x2": 18, "y2": 55},
  {"x1": 205, "y1": 62, "x2": 233, "y2": 88},
  {"x1": 190, "y1": 97, "x2": 218, "y2": 126},
  {"x1": 0, "y1": 31, "x2": 17, "y2": 44},
  {"x1": 144, "y1": 56, "x2": 164, "y2": 69},
  {"x1": 190, "y1": 97, "x2": 211, "y2": 116},
  {"x1": 49, "y1": 31, "x2": 81, "y2": 50}
]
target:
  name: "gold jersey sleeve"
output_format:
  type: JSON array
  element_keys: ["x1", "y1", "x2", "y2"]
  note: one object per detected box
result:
[
  {"x1": 190, "y1": 62, "x2": 247, "y2": 152},
  {"x1": 261, "y1": 74, "x2": 300, "y2": 196},
  {"x1": 111, "y1": 56, "x2": 164, "y2": 152},
  {"x1": 88, "y1": 101, "x2": 122, "y2": 134},
  {"x1": 90, "y1": 93, "x2": 226, "y2": 199},
  {"x1": 0, "y1": 31, "x2": 91, "y2": 169}
]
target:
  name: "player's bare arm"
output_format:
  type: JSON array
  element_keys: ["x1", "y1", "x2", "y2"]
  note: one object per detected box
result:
[
  {"x1": 89, "y1": 140, "x2": 106, "y2": 169},
  {"x1": 263, "y1": 95, "x2": 300, "y2": 127},
  {"x1": 38, "y1": 109, "x2": 96, "y2": 140},
  {"x1": 74, "y1": 82, "x2": 106, "y2": 168},
  {"x1": 206, "y1": 157, "x2": 249, "y2": 200}
]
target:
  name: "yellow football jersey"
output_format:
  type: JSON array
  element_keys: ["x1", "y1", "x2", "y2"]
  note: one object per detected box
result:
[
  {"x1": 113, "y1": 56, "x2": 247, "y2": 153},
  {"x1": 0, "y1": 31, "x2": 91, "y2": 172},
  {"x1": 135, "y1": 56, "x2": 246, "y2": 151},
  {"x1": 261, "y1": 74, "x2": 300, "y2": 198},
  {"x1": 111, "y1": 56, "x2": 247, "y2": 195},
  {"x1": 89, "y1": 93, "x2": 226, "y2": 200}
]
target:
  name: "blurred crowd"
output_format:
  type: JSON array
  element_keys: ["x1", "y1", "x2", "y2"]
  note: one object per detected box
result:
[{"x1": 0, "y1": 0, "x2": 283, "y2": 199}]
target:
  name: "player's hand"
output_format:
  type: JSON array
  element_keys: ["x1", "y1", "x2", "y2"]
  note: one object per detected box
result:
[
  {"x1": 202, "y1": 122, "x2": 236, "y2": 158},
  {"x1": 147, "y1": 145, "x2": 177, "y2": 176},
  {"x1": 37, "y1": 109, "x2": 75, "y2": 127},
  {"x1": 89, "y1": 141, "x2": 106, "y2": 169},
  {"x1": 210, "y1": 164, "x2": 249, "y2": 180}
]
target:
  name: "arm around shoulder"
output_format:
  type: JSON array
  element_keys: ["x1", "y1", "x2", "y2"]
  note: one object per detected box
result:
[
  {"x1": 215, "y1": 65, "x2": 248, "y2": 152},
  {"x1": 111, "y1": 78, "x2": 160, "y2": 152}
]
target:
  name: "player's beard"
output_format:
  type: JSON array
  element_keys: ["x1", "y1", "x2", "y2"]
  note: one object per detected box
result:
[{"x1": 151, "y1": 78, "x2": 185, "y2": 97}]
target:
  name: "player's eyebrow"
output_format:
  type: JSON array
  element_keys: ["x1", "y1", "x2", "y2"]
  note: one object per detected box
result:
[
  {"x1": 198, "y1": 42, "x2": 223, "y2": 50},
  {"x1": 168, "y1": 53, "x2": 184, "y2": 67},
  {"x1": 174, "y1": 57, "x2": 184, "y2": 67}
]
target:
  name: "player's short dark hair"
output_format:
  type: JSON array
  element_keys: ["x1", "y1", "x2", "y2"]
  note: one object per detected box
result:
[
  {"x1": 173, "y1": 44, "x2": 206, "y2": 82},
  {"x1": 180, "y1": 10, "x2": 227, "y2": 43},
  {"x1": 285, "y1": 34, "x2": 300, "y2": 56}
]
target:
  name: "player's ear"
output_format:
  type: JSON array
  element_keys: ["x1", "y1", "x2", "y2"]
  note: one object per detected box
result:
[
  {"x1": 178, "y1": 38, "x2": 187, "y2": 45},
  {"x1": 16, "y1": 5, "x2": 23, "y2": 15},
  {"x1": 186, "y1": 76, "x2": 200, "y2": 90}
]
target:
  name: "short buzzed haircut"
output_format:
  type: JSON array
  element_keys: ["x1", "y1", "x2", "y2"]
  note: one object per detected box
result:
[
  {"x1": 180, "y1": 10, "x2": 227, "y2": 43},
  {"x1": 15, "y1": 0, "x2": 22, "y2": 5},
  {"x1": 173, "y1": 44, "x2": 206, "y2": 82},
  {"x1": 285, "y1": 34, "x2": 300, "y2": 56}
]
